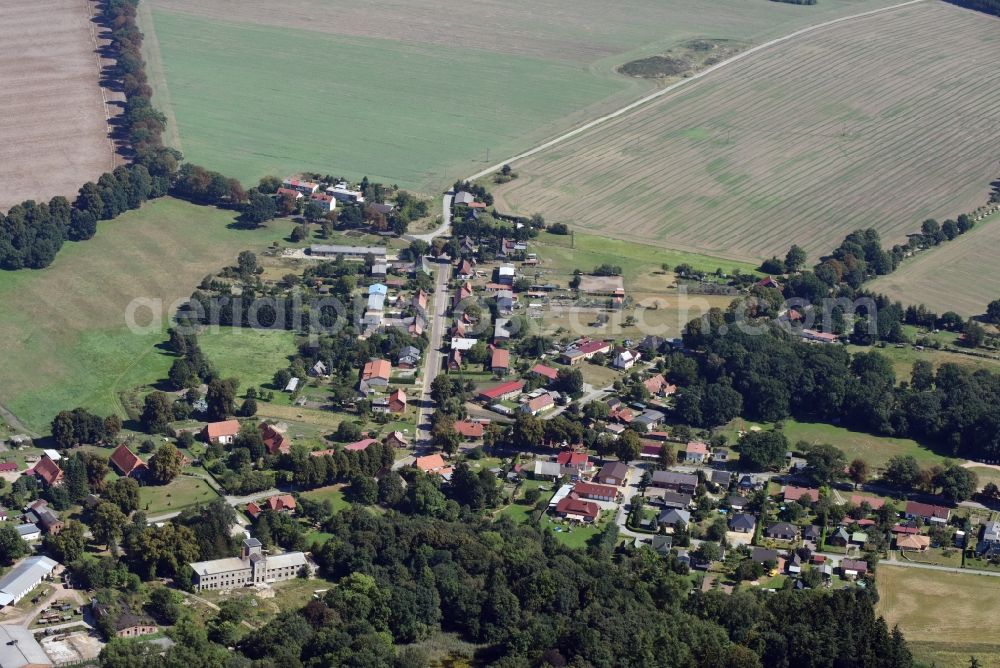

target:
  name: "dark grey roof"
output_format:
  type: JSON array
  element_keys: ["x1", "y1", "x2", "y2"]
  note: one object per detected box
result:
[
  {"x1": 766, "y1": 522, "x2": 799, "y2": 537},
  {"x1": 652, "y1": 471, "x2": 698, "y2": 487},
  {"x1": 751, "y1": 547, "x2": 779, "y2": 563},
  {"x1": 729, "y1": 513, "x2": 756, "y2": 531}
]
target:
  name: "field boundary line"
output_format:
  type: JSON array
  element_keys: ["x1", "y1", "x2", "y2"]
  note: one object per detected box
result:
[
  {"x1": 85, "y1": 0, "x2": 117, "y2": 171},
  {"x1": 461, "y1": 0, "x2": 929, "y2": 185}
]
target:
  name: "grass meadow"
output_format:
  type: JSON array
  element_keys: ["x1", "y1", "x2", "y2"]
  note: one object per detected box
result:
[
  {"x1": 493, "y1": 3, "x2": 1000, "y2": 261},
  {"x1": 876, "y1": 566, "x2": 1000, "y2": 668},
  {"x1": 198, "y1": 328, "x2": 299, "y2": 390},
  {"x1": 0, "y1": 197, "x2": 293, "y2": 433},
  {"x1": 868, "y1": 212, "x2": 1000, "y2": 317},
  {"x1": 140, "y1": 0, "x2": 903, "y2": 192}
]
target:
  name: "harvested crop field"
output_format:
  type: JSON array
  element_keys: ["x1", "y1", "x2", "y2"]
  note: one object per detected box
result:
[
  {"x1": 868, "y1": 212, "x2": 1000, "y2": 317},
  {"x1": 140, "y1": 0, "x2": 900, "y2": 190},
  {"x1": 492, "y1": 2, "x2": 1000, "y2": 262},
  {"x1": 0, "y1": 0, "x2": 122, "y2": 211},
  {"x1": 876, "y1": 566, "x2": 1000, "y2": 667}
]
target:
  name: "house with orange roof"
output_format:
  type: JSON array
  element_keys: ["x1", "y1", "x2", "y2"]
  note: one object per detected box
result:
[
  {"x1": 201, "y1": 420, "x2": 241, "y2": 445},
  {"x1": 782, "y1": 485, "x2": 820, "y2": 505},
  {"x1": 415, "y1": 453, "x2": 453, "y2": 480},
  {"x1": 684, "y1": 441, "x2": 710, "y2": 464},
  {"x1": 490, "y1": 348, "x2": 510, "y2": 375},
  {"x1": 529, "y1": 364, "x2": 559, "y2": 382},
  {"x1": 246, "y1": 494, "x2": 297, "y2": 519},
  {"x1": 260, "y1": 423, "x2": 291, "y2": 456},
  {"x1": 109, "y1": 444, "x2": 147, "y2": 479},
  {"x1": 33, "y1": 456, "x2": 64, "y2": 487},
  {"x1": 360, "y1": 359, "x2": 392, "y2": 394},
  {"x1": 375, "y1": 389, "x2": 407, "y2": 414},
  {"x1": 454, "y1": 421, "x2": 485, "y2": 440}
]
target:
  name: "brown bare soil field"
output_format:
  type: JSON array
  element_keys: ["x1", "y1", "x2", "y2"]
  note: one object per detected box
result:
[
  {"x1": 492, "y1": 2, "x2": 1000, "y2": 262},
  {"x1": 148, "y1": 0, "x2": 901, "y2": 64},
  {"x1": 0, "y1": 0, "x2": 122, "y2": 211},
  {"x1": 868, "y1": 212, "x2": 1000, "y2": 316}
]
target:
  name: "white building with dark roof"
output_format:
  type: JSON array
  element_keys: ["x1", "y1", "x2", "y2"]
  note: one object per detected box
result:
[{"x1": 189, "y1": 538, "x2": 308, "y2": 592}]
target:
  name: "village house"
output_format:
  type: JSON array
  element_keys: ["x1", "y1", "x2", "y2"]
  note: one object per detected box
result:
[
  {"x1": 803, "y1": 525, "x2": 822, "y2": 543},
  {"x1": 905, "y1": 500, "x2": 951, "y2": 524},
  {"x1": 309, "y1": 192, "x2": 336, "y2": 212},
  {"x1": 493, "y1": 318, "x2": 512, "y2": 342},
  {"x1": 613, "y1": 349, "x2": 639, "y2": 370},
  {"x1": 651, "y1": 490, "x2": 693, "y2": 509},
  {"x1": 478, "y1": 380, "x2": 525, "y2": 404},
  {"x1": 560, "y1": 339, "x2": 611, "y2": 365},
  {"x1": 840, "y1": 558, "x2": 868, "y2": 578},
  {"x1": 497, "y1": 265, "x2": 516, "y2": 286},
  {"x1": 554, "y1": 495, "x2": 600, "y2": 523},
  {"x1": 454, "y1": 421, "x2": 485, "y2": 441},
  {"x1": 596, "y1": 462, "x2": 629, "y2": 487},
  {"x1": 710, "y1": 470, "x2": 732, "y2": 489},
  {"x1": 310, "y1": 360, "x2": 328, "y2": 377},
  {"x1": 896, "y1": 534, "x2": 930, "y2": 552},
  {"x1": 344, "y1": 438, "x2": 378, "y2": 452},
  {"x1": 727, "y1": 494, "x2": 748, "y2": 511},
  {"x1": 573, "y1": 482, "x2": 618, "y2": 503},
  {"x1": 643, "y1": 374, "x2": 677, "y2": 397},
  {"x1": 827, "y1": 527, "x2": 851, "y2": 546},
  {"x1": 496, "y1": 290, "x2": 514, "y2": 314},
  {"x1": 374, "y1": 388, "x2": 407, "y2": 414},
  {"x1": 455, "y1": 259, "x2": 475, "y2": 281},
  {"x1": 398, "y1": 345, "x2": 422, "y2": 368},
  {"x1": 751, "y1": 547, "x2": 779, "y2": 566},
  {"x1": 448, "y1": 349, "x2": 463, "y2": 371},
  {"x1": 684, "y1": 441, "x2": 710, "y2": 464},
  {"x1": 32, "y1": 456, "x2": 63, "y2": 488},
  {"x1": 326, "y1": 182, "x2": 365, "y2": 204},
  {"x1": 415, "y1": 453, "x2": 453, "y2": 480},
  {"x1": 246, "y1": 494, "x2": 296, "y2": 520},
  {"x1": 202, "y1": 419, "x2": 241, "y2": 445},
  {"x1": 16, "y1": 524, "x2": 40, "y2": 542},
  {"x1": 529, "y1": 364, "x2": 559, "y2": 383},
  {"x1": 556, "y1": 451, "x2": 592, "y2": 475},
  {"x1": 651, "y1": 471, "x2": 698, "y2": 495},
  {"x1": 729, "y1": 513, "x2": 756, "y2": 533},
  {"x1": 520, "y1": 393, "x2": 555, "y2": 416},
  {"x1": 260, "y1": 423, "x2": 291, "y2": 455},
  {"x1": 765, "y1": 522, "x2": 800, "y2": 541},
  {"x1": 632, "y1": 409, "x2": 666, "y2": 433},
  {"x1": 637, "y1": 336, "x2": 667, "y2": 355},
  {"x1": 657, "y1": 508, "x2": 691, "y2": 530},
  {"x1": 282, "y1": 178, "x2": 319, "y2": 194},
  {"x1": 360, "y1": 359, "x2": 392, "y2": 394},
  {"x1": 490, "y1": 348, "x2": 511, "y2": 375},
  {"x1": 109, "y1": 444, "x2": 147, "y2": 479},
  {"x1": 783, "y1": 485, "x2": 820, "y2": 505}
]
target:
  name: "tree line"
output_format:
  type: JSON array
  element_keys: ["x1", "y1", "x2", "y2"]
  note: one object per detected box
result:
[{"x1": 680, "y1": 318, "x2": 1000, "y2": 459}]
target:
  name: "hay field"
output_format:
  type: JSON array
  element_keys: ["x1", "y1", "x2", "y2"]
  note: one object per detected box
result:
[
  {"x1": 0, "y1": 198, "x2": 290, "y2": 433},
  {"x1": 876, "y1": 566, "x2": 1000, "y2": 668},
  {"x1": 868, "y1": 212, "x2": 1000, "y2": 316},
  {"x1": 492, "y1": 2, "x2": 1000, "y2": 262},
  {"x1": 140, "y1": 0, "x2": 901, "y2": 191},
  {"x1": 0, "y1": 0, "x2": 121, "y2": 211}
]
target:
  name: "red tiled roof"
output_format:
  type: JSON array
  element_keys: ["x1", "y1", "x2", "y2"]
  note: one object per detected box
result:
[
  {"x1": 530, "y1": 364, "x2": 559, "y2": 380},
  {"x1": 454, "y1": 421, "x2": 485, "y2": 438},
  {"x1": 416, "y1": 453, "x2": 447, "y2": 472},
  {"x1": 260, "y1": 423, "x2": 291, "y2": 455},
  {"x1": 573, "y1": 482, "x2": 618, "y2": 499},
  {"x1": 555, "y1": 496, "x2": 600, "y2": 521},
  {"x1": 491, "y1": 348, "x2": 510, "y2": 369},
  {"x1": 34, "y1": 456, "x2": 63, "y2": 486},
  {"x1": 906, "y1": 500, "x2": 950, "y2": 520},
  {"x1": 362, "y1": 359, "x2": 391, "y2": 381},
  {"x1": 686, "y1": 441, "x2": 709, "y2": 455},
  {"x1": 345, "y1": 438, "x2": 378, "y2": 452},
  {"x1": 478, "y1": 380, "x2": 525, "y2": 401},
  {"x1": 110, "y1": 444, "x2": 147, "y2": 477},
  {"x1": 525, "y1": 394, "x2": 554, "y2": 412},
  {"x1": 891, "y1": 524, "x2": 920, "y2": 535},
  {"x1": 204, "y1": 420, "x2": 240, "y2": 440},
  {"x1": 783, "y1": 486, "x2": 820, "y2": 503},
  {"x1": 388, "y1": 389, "x2": 407, "y2": 411},
  {"x1": 556, "y1": 451, "x2": 589, "y2": 467}
]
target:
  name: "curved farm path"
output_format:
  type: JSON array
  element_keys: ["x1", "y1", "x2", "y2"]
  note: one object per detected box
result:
[{"x1": 460, "y1": 0, "x2": 929, "y2": 188}]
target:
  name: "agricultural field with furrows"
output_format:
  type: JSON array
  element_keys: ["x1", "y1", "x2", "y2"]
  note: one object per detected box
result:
[
  {"x1": 0, "y1": 198, "x2": 293, "y2": 433},
  {"x1": 0, "y1": 0, "x2": 123, "y2": 210},
  {"x1": 492, "y1": 2, "x2": 1000, "y2": 262},
  {"x1": 137, "y1": 0, "x2": 902, "y2": 191},
  {"x1": 868, "y1": 212, "x2": 1000, "y2": 316}
]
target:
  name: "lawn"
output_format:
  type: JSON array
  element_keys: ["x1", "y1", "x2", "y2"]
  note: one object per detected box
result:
[
  {"x1": 718, "y1": 419, "x2": 953, "y2": 471},
  {"x1": 845, "y1": 343, "x2": 1000, "y2": 380},
  {"x1": 897, "y1": 547, "x2": 962, "y2": 568},
  {"x1": 542, "y1": 510, "x2": 612, "y2": 549},
  {"x1": 0, "y1": 197, "x2": 294, "y2": 433},
  {"x1": 869, "y1": 211, "x2": 1000, "y2": 317},
  {"x1": 140, "y1": 0, "x2": 902, "y2": 193},
  {"x1": 493, "y1": 2, "x2": 1000, "y2": 262},
  {"x1": 301, "y1": 485, "x2": 349, "y2": 514},
  {"x1": 876, "y1": 566, "x2": 1000, "y2": 668},
  {"x1": 967, "y1": 467, "x2": 1000, "y2": 492},
  {"x1": 138, "y1": 475, "x2": 220, "y2": 516},
  {"x1": 198, "y1": 328, "x2": 298, "y2": 390}
]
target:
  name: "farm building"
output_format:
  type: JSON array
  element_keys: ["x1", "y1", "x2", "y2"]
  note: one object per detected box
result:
[
  {"x1": 31, "y1": 456, "x2": 63, "y2": 487},
  {"x1": 260, "y1": 423, "x2": 291, "y2": 455},
  {"x1": 520, "y1": 393, "x2": 555, "y2": 416},
  {"x1": 0, "y1": 624, "x2": 52, "y2": 667},
  {"x1": 905, "y1": 501, "x2": 951, "y2": 524},
  {"x1": 281, "y1": 178, "x2": 319, "y2": 194},
  {"x1": 560, "y1": 339, "x2": 611, "y2": 365},
  {"x1": 325, "y1": 183, "x2": 365, "y2": 204},
  {"x1": 478, "y1": 380, "x2": 525, "y2": 404},
  {"x1": 109, "y1": 444, "x2": 147, "y2": 479},
  {"x1": 309, "y1": 244, "x2": 385, "y2": 259},
  {"x1": 0, "y1": 556, "x2": 59, "y2": 608},
  {"x1": 202, "y1": 420, "x2": 241, "y2": 445},
  {"x1": 596, "y1": 462, "x2": 629, "y2": 487},
  {"x1": 572, "y1": 482, "x2": 618, "y2": 503}
]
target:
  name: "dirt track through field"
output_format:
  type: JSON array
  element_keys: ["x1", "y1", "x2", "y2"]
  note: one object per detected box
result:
[
  {"x1": 0, "y1": 0, "x2": 123, "y2": 211},
  {"x1": 489, "y1": 1, "x2": 1000, "y2": 261}
]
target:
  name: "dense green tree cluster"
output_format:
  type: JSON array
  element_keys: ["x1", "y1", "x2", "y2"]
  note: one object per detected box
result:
[
  {"x1": 278, "y1": 441, "x2": 394, "y2": 489},
  {"x1": 51, "y1": 408, "x2": 120, "y2": 449},
  {"x1": 683, "y1": 321, "x2": 1000, "y2": 458}
]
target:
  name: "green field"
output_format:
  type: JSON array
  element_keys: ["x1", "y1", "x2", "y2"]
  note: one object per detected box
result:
[
  {"x1": 141, "y1": 0, "x2": 903, "y2": 192},
  {"x1": 0, "y1": 197, "x2": 292, "y2": 433},
  {"x1": 301, "y1": 485, "x2": 349, "y2": 514},
  {"x1": 139, "y1": 475, "x2": 220, "y2": 516},
  {"x1": 876, "y1": 566, "x2": 1000, "y2": 668},
  {"x1": 198, "y1": 328, "x2": 299, "y2": 390},
  {"x1": 719, "y1": 419, "x2": 951, "y2": 470},
  {"x1": 845, "y1": 343, "x2": 1000, "y2": 379}
]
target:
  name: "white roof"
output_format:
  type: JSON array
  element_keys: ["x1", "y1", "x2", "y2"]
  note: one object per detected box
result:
[
  {"x1": 533, "y1": 461, "x2": 562, "y2": 477},
  {"x1": 42, "y1": 449, "x2": 61, "y2": 461},
  {"x1": 0, "y1": 555, "x2": 58, "y2": 603},
  {"x1": 451, "y1": 337, "x2": 478, "y2": 351},
  {"x1": 498, "y1": 265, "x2": 515, "y2": 276},
  {"x1": 284, "y1": 378, "x2": 300, "y2": 392},
  {"x1": 189, "y1": 556, "x2": 249, "y2": 576},
  {"x1": 548, "y1": 483, "x2": 574, "y2": 507},
  {"x1": 266, "y1": 552, "x2": 308, "y2": 569},
  {"x1": 0, "y1": 624, "x2": 51, "y2": 667}
]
